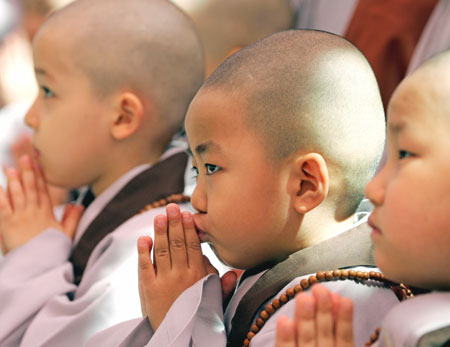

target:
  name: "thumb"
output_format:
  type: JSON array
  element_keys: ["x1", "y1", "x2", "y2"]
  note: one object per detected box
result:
[
  {"x1": 221, "y1": 270, "x2": 238, "y2": 304},
  {"x1": 61, "y1": 204, "x2": 84, "y2": 239},
  {"x1": 203, "y1": 255, "x2": 219, "y2": 276}
]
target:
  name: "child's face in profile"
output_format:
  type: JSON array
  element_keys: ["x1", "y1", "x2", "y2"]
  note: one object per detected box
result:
[
  {"x1": 366, "y1": 72, "x2": 450, "y2": 290},
  {"x1": 185, "y1": 88, "x2": 300, "y2": 269},
  {"x1": 25, "y1": 27, "x2": 113, "y2": 190}
]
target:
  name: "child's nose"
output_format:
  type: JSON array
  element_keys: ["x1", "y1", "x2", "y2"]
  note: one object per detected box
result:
[
  {"x1": 364, "y1": 168, "x2": 386, "y2": 206},
  {"x1": 24, "y1": 101, "x2": 39, "y2": 130},
  {"x1": 191, "y1": 179, "x2": 207, "y2": 213}
]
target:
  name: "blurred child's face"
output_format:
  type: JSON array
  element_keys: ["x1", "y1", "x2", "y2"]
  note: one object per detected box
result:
[
  {"x1": 365, "y1": 74, "x2": 450, "y2": 289},
  {"x1": 185, "y1": 88, "x2": 301, "y2": 269},
  {"x1": 25, "y1": 27, "x2": 113, "y2": 191}
]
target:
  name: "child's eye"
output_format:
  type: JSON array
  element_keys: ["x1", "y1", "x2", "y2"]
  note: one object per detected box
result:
[
  {"x1": 41, "y1": 86, "x2": 54, "y2": 98},
  {"x1": 191, "y1": 166, "x2": 199, "y2": 178},
  {"x1": 399, "y1": 150, "x2": 413, "y2": 160},
  {"x1": 205, "y1": 163, "x2": 220, "y2": 175}
]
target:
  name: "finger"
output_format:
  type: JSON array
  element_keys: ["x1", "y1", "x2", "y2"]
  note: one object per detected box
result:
[
  {"x1": 33, "y1": 161, "x2": 52, "y2": 208},
  {"x1": 61, "y1": 204, "x2": 84, "y2": 239},
  {"x1": 6, "y1": 169, "x2": 25, "y2": 211},
  {"x1": 153, "y1": 214, "x2": 171, "y2": 273},
  {"x1": 165, "y1": 204, "x2": 189, "y2": 269},
  {"x1": 275, "y1": 316, "x2": 296, "y2": 347},
  {"x1": 295, "y1": 292, "x2": 316, "y2": 347},
  {"x1": 312, "y1": 284, "x2": 334, "y2": 347},
  {"x1": 0, "y1": 186, "x2": 13, "y2": 218},
  {"x1": 203, "y1": 255, "x2": 218, "y2": 275},
  {"x1": 19, "y1": 155, "x2": 38, "y2": 207},
  {"x1": 138, "y1": 272, "x2": 147, "y2": 317},
  {"x1": 331, "y1": 292, "x2": 341, "y2": 321},
  {"x1": 220, "y1": 270, "x2": 237, "y2": 302},
  {"x1": 335, "y1": 298, "x2": 354, "y2": 347},
  {"x1": 182, "y1": 211, "x2": 204, "y2": 269},
  {"x1": 138, "y1": 235, "x2": 156, "y2": 289},
  {"x1": 0, "y1": 231, "x2": 7, "y2": 255},
  {"x1": 137, "y1": 236, "x2": 153, "y2": 317}
]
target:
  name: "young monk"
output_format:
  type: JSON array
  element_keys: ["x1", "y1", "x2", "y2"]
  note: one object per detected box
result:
[
  {"x1": 274, "y1": 51, "x2": 450, "y2": 347},
  {"x1": 0, "y1": 0, "x2": 226, "y2": 346},
  {"x1": 88, "y1": 29, "x2": 401, "y2": 347},
  {"x1": 172, "y1": 0, "x2": 293, "y2": 77}
]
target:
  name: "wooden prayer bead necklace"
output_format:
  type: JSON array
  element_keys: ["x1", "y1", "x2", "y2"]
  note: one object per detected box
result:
[
  {"x1": 139, "y1": 193, "x2": 191, "y2": 213},
  {"x1": 242, "y1": 269, "x2": 414, "y2": 347}
]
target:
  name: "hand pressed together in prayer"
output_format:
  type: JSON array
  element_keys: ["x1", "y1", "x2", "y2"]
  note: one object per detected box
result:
[
  {"x1": 0, "y1": 155, "x2": 83, "y2": 254},
  {"x1": 137, "y1": 203, "x2": 216, "y2": 330},
  {"x1": 137, "y1": 203, "x2": 237, "y2": 331},
  {"x1": 275, "y1": 284, "x2": 354, "y2": 347}
]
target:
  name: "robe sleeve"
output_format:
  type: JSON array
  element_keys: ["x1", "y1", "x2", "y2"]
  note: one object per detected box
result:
[
  {"x1": 87, "y1": 273, "x2": 226, "y2": 347},
  {"x1": 0, "y1": 229, "x2": 74, "y2": 346}
]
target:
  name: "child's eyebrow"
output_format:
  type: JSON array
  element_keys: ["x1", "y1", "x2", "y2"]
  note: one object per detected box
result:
[
  {"x1": 388, "y1": 122, "x2": 405, "y2": 135},
  {"x1": 195, "y1": 141, "x2": 221, "y2": 156},
  {"x1": 35, "y1": 68, "x2": 47, "y2": 75},
  {"x1": 34, "y1": 68, "x2": 54, "y2": 81},
  {"x1": 187, "y1": 140, "x2": 222, "y2": 157}
]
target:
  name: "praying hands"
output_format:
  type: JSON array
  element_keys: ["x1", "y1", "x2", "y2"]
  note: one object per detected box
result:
[
  {"x1": 275, "y1": 284, "x2": 355, "y2": 347},
  {"x1": 0, "y1": 155, "x2": 83, "y2": 254},
  {"x1": 137, "y1": 204, "x2": 218, "y2": 330}
]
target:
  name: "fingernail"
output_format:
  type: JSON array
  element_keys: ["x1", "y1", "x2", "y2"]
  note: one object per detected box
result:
[
  {"x1": 6, "y1": 168, "x2": 17, "y2": 177},
  {"x1": 20, "y1": 155, "x2": 30, "y2": 164},
  {"x1": 182, "y1": 212, "x2": 192, "y2": 223},
  {"x1": 301, "y1": 295, "x2": 315, "y2": 317},
  {"x1": 166, "y1": 204, "x2": 178, "y2": 218},
  {"x1": 138, "y1": 237, "x2": 146, "y2": 247},
  {"x1": 156, "y1": 216, "x2": 166, "y2": 228}
]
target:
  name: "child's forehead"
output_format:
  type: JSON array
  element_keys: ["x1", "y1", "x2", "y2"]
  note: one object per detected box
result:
[
  {"x1": 389, "y1": 73, "x2": 450, "y2": 124},
  {"x1": 186, "y1": 87, "x2": 250, "y2": 129}
]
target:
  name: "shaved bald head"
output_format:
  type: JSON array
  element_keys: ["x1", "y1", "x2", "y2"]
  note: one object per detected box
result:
[
  {"x1": 204, "y1": 30, "x2": 385, "y2": 219},
  {"x1": 37, "y1": 0, "x2": 204, "y2": 144},
  {"x1": 172, "y1": 0, "x2": 293, "y2": 76},
  {"x1": 390, "y1": 50, "x2": 450, "y2": 127}
]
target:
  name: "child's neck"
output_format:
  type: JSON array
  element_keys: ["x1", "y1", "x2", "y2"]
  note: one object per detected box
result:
[
  {"x1": 298, "y1": 209, "x2": 356, "y2": 249},
  {"x1": 90, "y1": 148, "x2": 165, "y2": 196}
]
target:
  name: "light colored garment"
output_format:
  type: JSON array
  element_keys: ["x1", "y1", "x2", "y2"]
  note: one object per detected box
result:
[
  {"x1": 90, "y1": 212, "x2": 398, "y2": 347},
  {"x1": 90, "y1": 266, "x2": 398, "y2": 347},
  {"x1": 375, "y1": 291, "x2": 450, "y2": 347},
  {"x1": 407, "y1": 0, "x2": 450, "y2": 73},
  {"x1": 0, "y1": 150, "x2": 227, "y2": 347}
]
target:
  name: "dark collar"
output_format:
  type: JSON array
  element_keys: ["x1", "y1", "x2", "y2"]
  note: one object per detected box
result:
[
  {"x1": 227, "y1": 221, "x2": 375, "y2": 347},
  {"x1": 69, "y1": 152, "x2": 188, "y2": 285}
]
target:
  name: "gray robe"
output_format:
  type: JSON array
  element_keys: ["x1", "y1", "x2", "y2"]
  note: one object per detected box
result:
[
  {"x1": 89, "y1": 216, "x2": 399, "y2": 347},
  {"x1": 0, "y1": 148, "x2": 226, "y2": 347}
]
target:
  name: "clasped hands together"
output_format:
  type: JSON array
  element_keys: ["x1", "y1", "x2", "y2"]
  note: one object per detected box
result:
[{"x1": 0, "y1": 155, "x2": 83, "y2": 254}]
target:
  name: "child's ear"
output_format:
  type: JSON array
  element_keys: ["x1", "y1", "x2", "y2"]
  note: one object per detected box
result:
[
  {"x1": 292, "y1": 153, "x2": 329, "y2": 214},
  {"x1": 110, "y1": 92, "x2": 144, "y2": 140}
]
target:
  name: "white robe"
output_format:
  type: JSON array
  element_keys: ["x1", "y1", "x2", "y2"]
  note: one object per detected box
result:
[
  {"x1": 89, "y1": 267, "x2": 398, "y2": 347},
  {"x1": 374, "y1": 292, "x2": 450, "y2": 347},
  {"x1": 0, "y1": 149, "x2": 227, "y2": 347},
  {"x1": 89, "y1": 214, "x2": 399, "y2": 347}
]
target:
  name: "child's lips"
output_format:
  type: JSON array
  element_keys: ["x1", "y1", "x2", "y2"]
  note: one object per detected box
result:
[
  {"x1": 193, "y1": 216, "x2": 208, "y2": 243},
  {"x1": 368, "y1": 218, "x2": 381, "y2": 238},
  {"x1": 32, "y1": 145, "x2": 40, "y2": 159}
]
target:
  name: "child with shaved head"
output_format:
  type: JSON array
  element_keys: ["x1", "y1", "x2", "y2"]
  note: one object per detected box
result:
[
  {"x1": 172, "y1": 0, "x2": 293, "y2": 77},
  {"x1": 90, "y1": 30, "x2": 400, "y2": 347},
  {"x1": 0, "y1": 0, "x2": 225, "y2": 346},
  {"x1": 275, "y1": 51, "x2": 450, "y2": 347}
]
